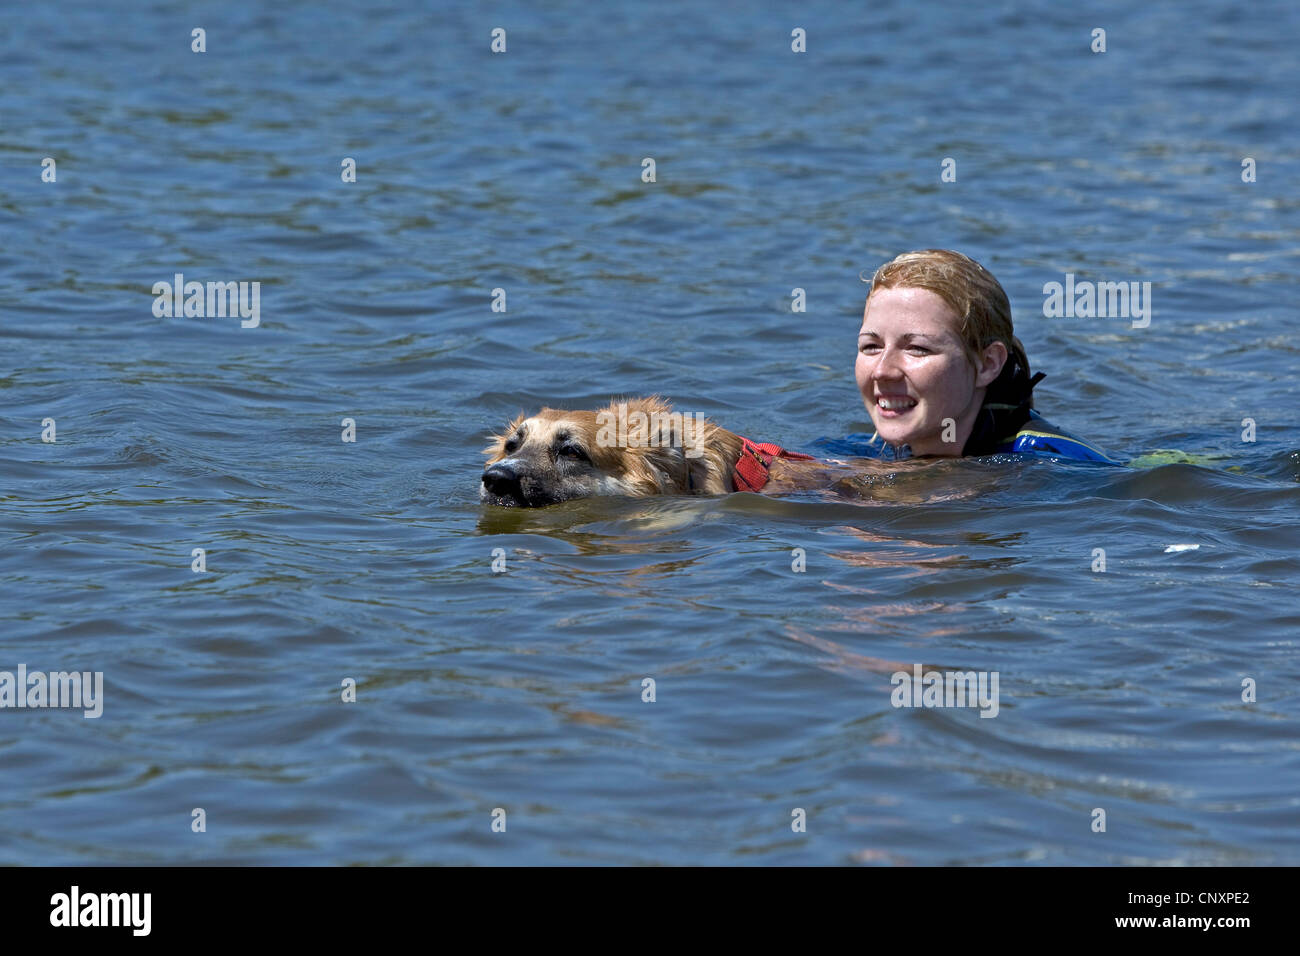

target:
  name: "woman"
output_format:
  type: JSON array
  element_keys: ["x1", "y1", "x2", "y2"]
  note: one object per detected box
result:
[{"x1": 839, "y1": 249, "x2": 1116, "y2": 463}]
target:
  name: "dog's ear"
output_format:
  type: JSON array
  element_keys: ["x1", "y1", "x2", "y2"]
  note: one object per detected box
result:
[
  {"x1": 614, "y1": 394, "x2": 674, "y2": 421},
  {"x1": 615, "y1": 401, "x2": 744, "y2": 495},
  {"x1": 627, "y1": 444, "x2": 689, "y2": 494},
  {"x1": 483, "y1": 412, "x2": 526, "y2": 463},
  {"x1": 601, "y1": 397, "x2": 682, "y2": 493}
]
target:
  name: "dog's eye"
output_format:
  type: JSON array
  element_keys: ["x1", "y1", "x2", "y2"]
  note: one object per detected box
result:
[
  {"x1": 559, "y1": 444, "x2": 589, "y2": 463},
  {"x1": 504, "y1": 439, "x2": 519, "y2": 453}
]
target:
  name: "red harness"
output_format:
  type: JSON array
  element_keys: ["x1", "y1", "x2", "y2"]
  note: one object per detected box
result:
[{"x1": 731, "y1": 437, "x2": 816, "y2": 492}]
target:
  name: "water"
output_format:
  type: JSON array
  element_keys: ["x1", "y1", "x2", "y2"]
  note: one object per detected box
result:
[{"x1": 1, "y1": 0, "x2": 1297, "y2": 865}]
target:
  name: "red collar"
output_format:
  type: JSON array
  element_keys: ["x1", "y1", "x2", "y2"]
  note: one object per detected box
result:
[{"x1": 732, "y1": 437, "x2": 815, "y2": 492}]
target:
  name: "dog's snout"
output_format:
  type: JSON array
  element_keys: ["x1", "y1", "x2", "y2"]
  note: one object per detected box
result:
[{"x1": 482, "y1": 462, "x2": 522, "y2": 498}]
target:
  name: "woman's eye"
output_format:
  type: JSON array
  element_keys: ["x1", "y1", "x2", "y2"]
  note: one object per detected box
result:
[{"x1": 859, "y1": 342, "x2": 929, "y2": 355}]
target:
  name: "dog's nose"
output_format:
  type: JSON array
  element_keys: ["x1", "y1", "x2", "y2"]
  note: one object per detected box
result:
[{"x1": 481, "y1": 462, "x2": 522, "y2": 498}]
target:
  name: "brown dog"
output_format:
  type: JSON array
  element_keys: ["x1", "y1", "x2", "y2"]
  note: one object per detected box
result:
[{"x1": 480, "y1": 395, "x2": 848, "y2": 507}]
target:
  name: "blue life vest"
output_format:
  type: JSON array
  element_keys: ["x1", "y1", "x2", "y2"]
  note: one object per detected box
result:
[{"x1": 989, "y1": 409, "x2": 1117, "y2": 462}]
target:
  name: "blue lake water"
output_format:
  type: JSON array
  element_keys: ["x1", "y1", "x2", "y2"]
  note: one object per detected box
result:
[{"x1": 1, "y1": 0, "x2": 1297, "y2": 864}]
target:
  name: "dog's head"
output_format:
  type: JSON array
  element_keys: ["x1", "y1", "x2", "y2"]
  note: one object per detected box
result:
[{"x1": 479, "y1": 396, "x2": 741, "y2": 507}]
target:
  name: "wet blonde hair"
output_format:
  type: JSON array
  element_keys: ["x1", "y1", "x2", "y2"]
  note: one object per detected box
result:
[{"x1": 862, "y1": 249, "x2": 1034, "y2": 408}]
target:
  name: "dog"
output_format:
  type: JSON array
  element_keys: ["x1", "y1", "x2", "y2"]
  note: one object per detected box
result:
[{"x1": 479, "y1": 395, "x2": 861, "y2": 507}]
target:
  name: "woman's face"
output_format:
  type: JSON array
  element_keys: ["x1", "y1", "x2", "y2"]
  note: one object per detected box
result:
[{"x1": 855, "y1": 286, "x2": 1006, "y2": 456}]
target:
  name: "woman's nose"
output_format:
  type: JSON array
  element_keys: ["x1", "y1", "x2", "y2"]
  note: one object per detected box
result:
[{"x1": 871, "y1": 347, "x2": 904, "y2": 381}]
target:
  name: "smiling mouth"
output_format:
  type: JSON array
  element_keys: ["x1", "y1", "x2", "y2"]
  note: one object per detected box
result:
[{"x1": 876, "y1": 396, "x2": 918, "y2": 412}]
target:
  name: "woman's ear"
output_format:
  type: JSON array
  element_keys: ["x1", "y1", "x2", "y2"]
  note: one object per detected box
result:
[{"x1": 974, "y1": 340, "x2": 1009, "y2": 388}]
